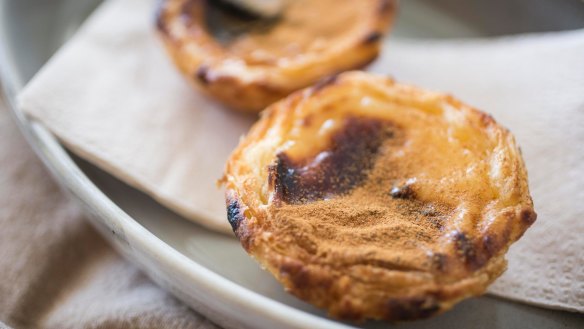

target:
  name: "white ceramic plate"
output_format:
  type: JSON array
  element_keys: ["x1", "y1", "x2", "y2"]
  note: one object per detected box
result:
[{"x1": 1, "y1": 1, "x2": 583, "y2": 328}]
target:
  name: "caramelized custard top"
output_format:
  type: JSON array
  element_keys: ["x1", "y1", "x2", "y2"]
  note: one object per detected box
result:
[
  {"x1": 222, "y1": 72, "x2": 536, "y2": 321},
  {"x1": 230, "y1": 72, "x2": 534, "y2": 278},
  {"x1": 185, "y1": 0, "x2": 389, "y2": 65}
]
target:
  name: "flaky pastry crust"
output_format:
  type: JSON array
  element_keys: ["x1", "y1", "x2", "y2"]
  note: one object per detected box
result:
[
  {"x1": 156, "y1": 0, "x2": 395, "y2": 113},
  {"x1": 222, "y1": 72, "x2": 536, "y2": 321}
]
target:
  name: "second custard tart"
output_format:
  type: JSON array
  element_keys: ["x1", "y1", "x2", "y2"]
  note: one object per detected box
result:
[
  {"x1": 222, "y1": 72, "x2": 536, "y2": 321},
  {"x1": 156, "y1": 0, "x2": 395, "y2": 112}
]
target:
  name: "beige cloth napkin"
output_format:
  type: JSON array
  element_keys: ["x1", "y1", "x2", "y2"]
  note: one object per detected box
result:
[
  {"x1": 0, "y1": 101, "x2": 218, "y2": 328},
  {"x1": 20, "y1": 0, "x2": 255, "y2": 235},
  {"x1": 18, "y1": 0, "x2": 584, "y2": 314}
]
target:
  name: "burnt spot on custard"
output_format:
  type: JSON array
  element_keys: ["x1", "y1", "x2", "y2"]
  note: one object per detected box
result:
[
  {"x1": 270, "y1": 117, "x2": 397, "y2": 204},
  {"x1": 225, "y1": 191, "x2": 244, "y2": 232},
  {"x1": 390, "y1": 182, "x2": 415, "y2": 199},
  {"x1": 202, "y1": 0, "x2": 279, "y2": 44},
  {"x1": 225, "y1": 190, "x2": 254, "y2": 250},
  {"x1": 207, "y1": 0, "x2": 265, "y2": 20}
]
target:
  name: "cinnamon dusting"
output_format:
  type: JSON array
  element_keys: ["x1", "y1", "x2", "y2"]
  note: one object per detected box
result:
[{"x1": 269, "y1": 118, "x2": 454, "y2": 274}]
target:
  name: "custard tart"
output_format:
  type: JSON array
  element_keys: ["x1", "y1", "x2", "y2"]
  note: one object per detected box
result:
[
  {"x1": 222, "y1": 72, "x2": 536, "y2": 321},
  {"x1": 156, "y1": 0, "x2": 395, "y2": 113}
]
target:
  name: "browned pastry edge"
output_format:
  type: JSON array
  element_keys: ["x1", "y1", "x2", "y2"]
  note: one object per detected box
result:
[
  {"x1": 156, "y1": 0, "x2": 396, "y2": 113},
  {"x1": 222, "y1": 72, "x2": 536, "y2": 321}
]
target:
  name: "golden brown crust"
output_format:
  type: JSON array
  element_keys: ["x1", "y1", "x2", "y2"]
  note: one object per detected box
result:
[
  {"x1": 156, "y1": 0, "x2": 395, "y2": 113},
  {"x1": 223, "y1": 72, "x2": 536, "y2": 321}
]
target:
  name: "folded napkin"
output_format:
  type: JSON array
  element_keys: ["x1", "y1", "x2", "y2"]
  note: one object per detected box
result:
[
  {"x1": 0, "y1": 101, "x2": 217, "y2": 329},
  {"x1": 18, "y1": 0, "x2": 584, "y2": 313},
  {"x1": 19, "y1": 0, "x2": 255, "y2": 234}
]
